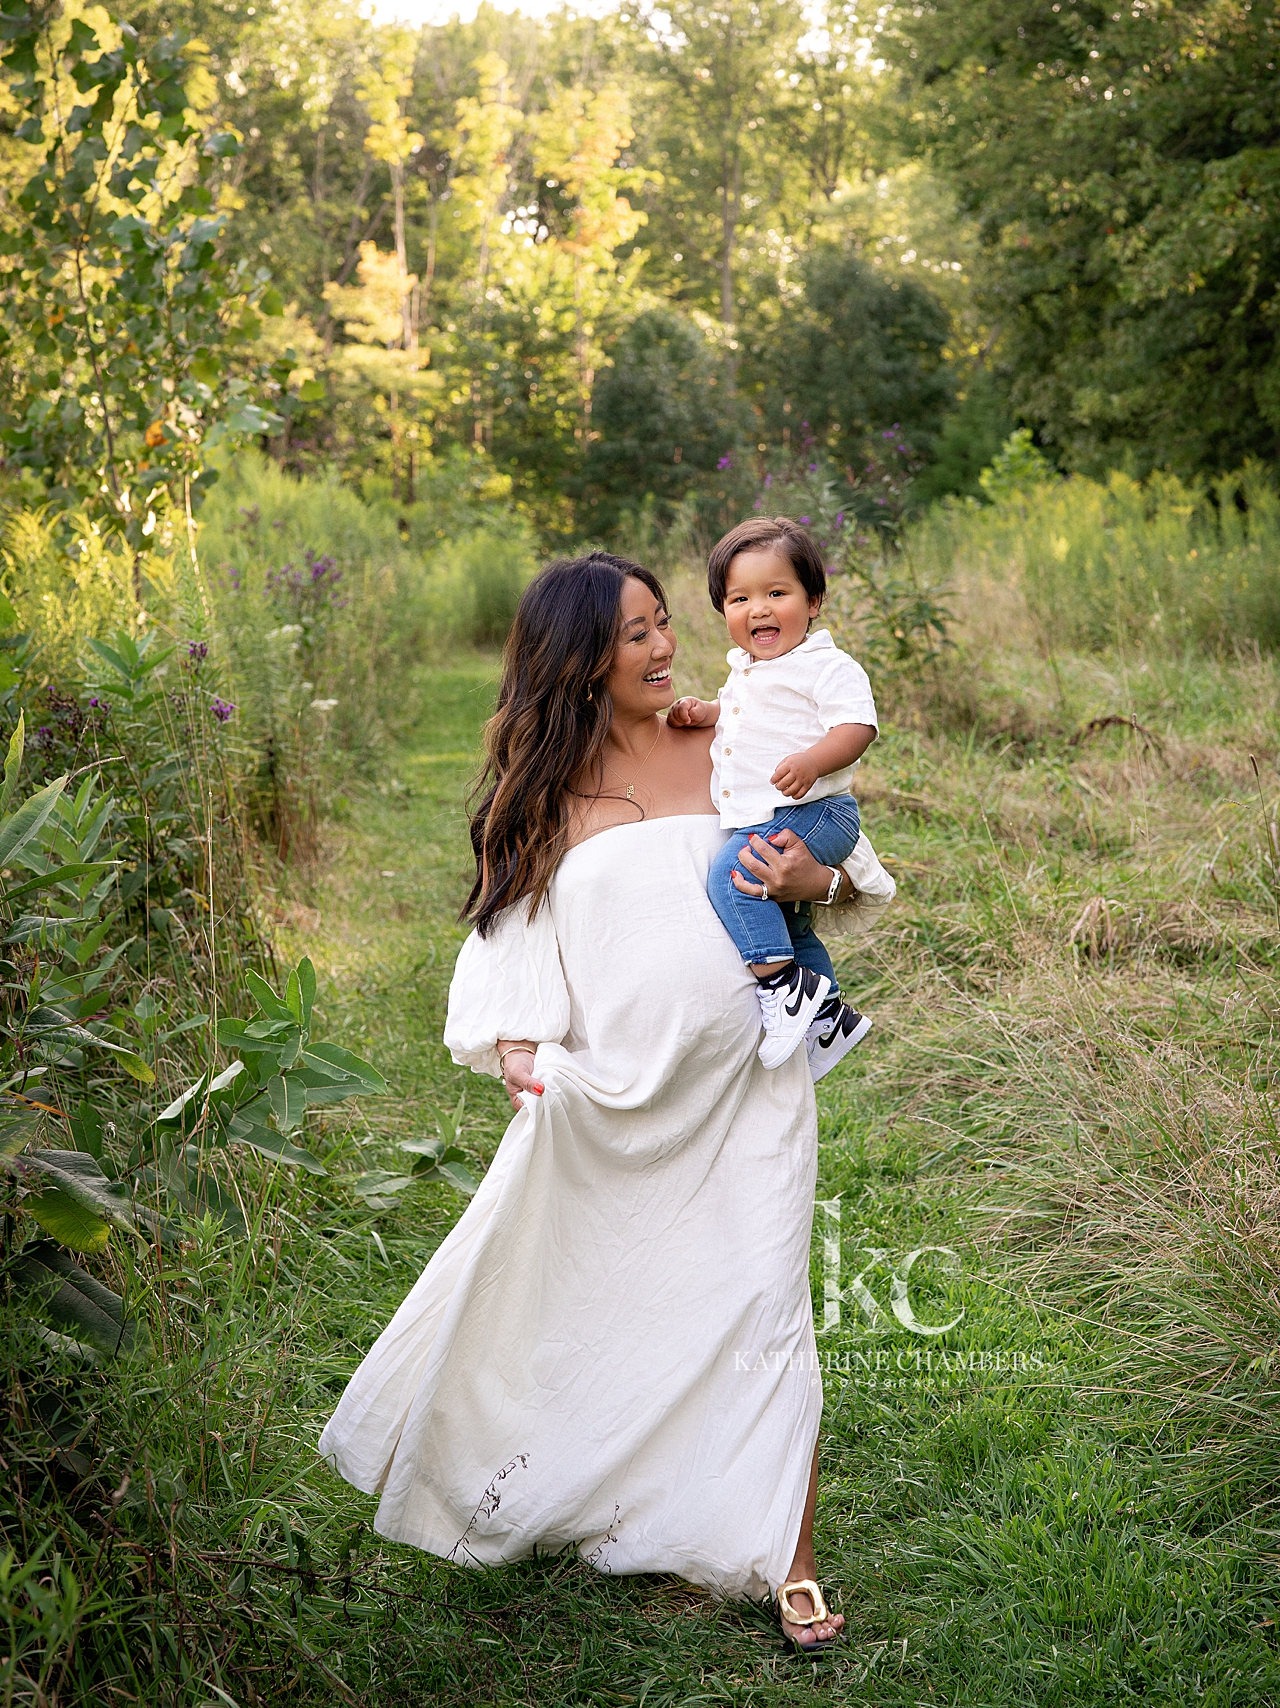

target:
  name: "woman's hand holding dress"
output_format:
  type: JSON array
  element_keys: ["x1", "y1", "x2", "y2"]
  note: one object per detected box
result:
[{"x1": 497, "y1": 1040, "x2": 544, "y2": 1111}]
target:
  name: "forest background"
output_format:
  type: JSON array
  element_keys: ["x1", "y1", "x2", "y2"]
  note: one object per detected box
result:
[
  {"x1": 2, "y1": 0, "x2": 1280, "y2": 1704},
  {"x1": 9, "y1": 0, "x2": 1278, "y2": 549}
]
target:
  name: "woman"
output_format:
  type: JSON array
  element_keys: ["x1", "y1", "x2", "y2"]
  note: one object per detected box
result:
[{"x1": 319, "y1": 553, "x2": 861, "y2": 1650}]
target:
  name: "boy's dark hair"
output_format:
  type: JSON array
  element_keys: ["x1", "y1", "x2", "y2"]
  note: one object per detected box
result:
[{"x1": 706, "y1": 515, "x2": 827, "y2": 613}]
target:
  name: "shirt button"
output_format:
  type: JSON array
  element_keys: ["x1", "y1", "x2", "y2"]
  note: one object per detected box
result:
[
  {"x1": 733, "y1": 706, "x2": 741, "y2": 714},
  {"x1": 723, "y1": 746, "x2": 731, "y2": 755},
  {"x1": 722, "y1": 789, "x2": 730, "y2": 798}
]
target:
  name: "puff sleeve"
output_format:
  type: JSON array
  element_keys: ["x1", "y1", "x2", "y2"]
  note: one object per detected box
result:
[{"x1": 443, "y1": 896, "x2": 571, "y2": 1078}]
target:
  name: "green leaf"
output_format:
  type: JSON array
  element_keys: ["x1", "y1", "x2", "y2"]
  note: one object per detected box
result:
[
  {"x1": 20, "y1": 1149, "x2": 135, "y2": 1234},
  {"x1": 226, "y1": 1115, "x2": 326, "y2": 1174},
  {"x1": 0, "y1": 774, "x2": 67, "y2": 869},
  {"x1": 0, "y1": 861, "x2": 112, "y2": 907},
  {"x1": 26, "y1": 1009, "x2": 156, "y2": 1084},
  {"x1": 0, "y1": 711, "x2": 24, "y2": 817},
  {"x1": 258, "y1": 284, "x2": 284, "y2": 315},
  {"x1": 244, "y1": 969, "x2": 293, "y2": 1022},
  {"x1": 301, "y1": 1042, "x2": 387, "y2": 1096},
  {"x1": 68, "y1": 1099, "x2": 103, "y2": 1159},
  {"x1": 411, "y1": 1157, "x2": 480, "y2": 1197},
  {"x1": 225, "y1": 403, "x2": 285, "y2": 436},
  {"x1": 24, "y1": 1187, "x2": 111, "y2": 1253},
  {"x1": 298, "y1": 379, "x2": 326, "y2": 402},
  {"x1": 399, "y1": 1136, "x2": 445, "y2": 1160},
  {"x1": 9, "y1": 1238, "x2": 141, "y2": 1356},
  {"x1": 266, "y1": 1072, "x2": 306, "y2": 1134},
  {"x1": 0, "y1": 593, "x2": 17, "y2": 634},
  {"x1": 348, "y1": 1170, "x2": 415, "y2": 1203}
]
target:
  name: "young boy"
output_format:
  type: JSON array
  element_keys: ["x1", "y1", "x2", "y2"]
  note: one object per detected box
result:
[{"x1": 668, "y1": 516, "x2": 877, "y2": 1079}]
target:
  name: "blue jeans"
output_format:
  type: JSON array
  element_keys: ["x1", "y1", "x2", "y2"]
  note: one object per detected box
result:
[{"x1": 709, "y1": 795, "x2": 861, "y2": 995}]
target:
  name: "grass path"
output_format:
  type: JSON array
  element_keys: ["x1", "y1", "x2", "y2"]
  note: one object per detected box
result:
[{"x1": 256, "y1": 658, "x2": 1280, "y2": 1705}]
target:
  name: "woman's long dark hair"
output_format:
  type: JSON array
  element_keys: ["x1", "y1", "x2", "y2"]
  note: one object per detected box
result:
[{"x1": 465, "y1": 552, "x2": 668, "y2": 936}]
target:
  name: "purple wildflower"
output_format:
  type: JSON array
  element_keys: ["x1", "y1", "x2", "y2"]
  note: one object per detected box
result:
[
  {"x1": 798, "y1": 515, "x2": 811, "y2": 525},
  {"x1": 835, "y1": 511, "x2": 845, "y2": 528},
  {"x1": 808, "y1": 463, "x2": 818, "y2": 472},
  {"x1": 33, "y1": 725, "x2": 53, "y2": 750},
  {"x1": 717, "y1": 455, "x2": 733, "y2": 471},
  {"x1": 764, "y1": 473, "x2": 772, "y2": 489},
  {"x1": 211, "y1": 697, "x2": 236, "y2": 723},
  {"x1": 187, "y1": 640, "x2": 208, "y2": 663},
  {"x1": 87, "y1": 696, "x2": 110, "y2": 712}
]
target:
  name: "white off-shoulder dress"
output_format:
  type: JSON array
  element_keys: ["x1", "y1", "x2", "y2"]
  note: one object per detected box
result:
[{"x1": 318, "y1": 814, "x2": 823, "y2": 1600}]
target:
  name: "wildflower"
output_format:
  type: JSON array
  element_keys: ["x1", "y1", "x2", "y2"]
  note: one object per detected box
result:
[
  {"x1": 310, "y1": 698, "x2": 338, "y2": 712},
  {"x1": 798, "y1": 515, "x2": 811, "y2": 525},
  {"x1": 33, "y1": 725, "x2": 53, "y2": 749},
  {"x1": 717, "y1": 455, "x2": 733, "y2": 471},
  {"x1": 835, "y1": 511, "x2": 845, "y2": 528},
  {"x1": 87, "y1": 696, "x2": 110, "y2": 712},
  {"x1": 211, "y1": 697, "x2": 236, "y2": 723},
  {"x1": 187, "y1": 641, "x2": 208, "y2": 663},
  {"x1": 764, "y1": 473, "x2": 772, "y2": 489},
  {"x1": 808, "y1": 463, "x2": 817, "y2": 472}
]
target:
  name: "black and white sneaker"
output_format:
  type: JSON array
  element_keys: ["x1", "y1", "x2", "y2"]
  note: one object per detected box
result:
[
  {"x1": 805, "y1": 998, "x2": 872, "y2": 1082},
  {"x1": 757, "y1": 962, "x2": 832, "y2": 1069}
]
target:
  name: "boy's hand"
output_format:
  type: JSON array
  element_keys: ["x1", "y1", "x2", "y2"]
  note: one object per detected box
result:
[
  {"x1": 771, "y1": 752, "x2": 821, "y2": 799},
  {"x1": 669, "y1": 696, "x2": 713, "y2": 728}
]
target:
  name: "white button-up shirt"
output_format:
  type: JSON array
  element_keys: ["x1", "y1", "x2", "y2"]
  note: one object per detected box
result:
[{"x1": 708, "y1": 629, "x2": 878, "y2": 830}]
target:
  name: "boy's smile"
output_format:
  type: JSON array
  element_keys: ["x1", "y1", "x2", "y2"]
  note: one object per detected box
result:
[{"x1": 721, "y1": 548, "x2": 822, "y2": 661}]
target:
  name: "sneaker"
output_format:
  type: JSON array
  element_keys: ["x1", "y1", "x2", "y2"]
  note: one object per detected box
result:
[
  {"x1": 757, "y1": 963, "x2": 832, "y2": 1069},
  {"x1": 805, "y1": 998, "x2": 872, "y2": 1082}
]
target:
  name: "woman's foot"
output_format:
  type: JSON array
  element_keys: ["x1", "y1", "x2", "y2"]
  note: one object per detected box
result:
[{"x1": 778, "y1": 1554, "x2": 844, "y2": 1649}]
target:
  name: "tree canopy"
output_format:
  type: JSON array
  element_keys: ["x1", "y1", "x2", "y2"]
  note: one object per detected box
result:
[{"x1": 0, "y1": 0, "x2": 1273, "y2": 533}]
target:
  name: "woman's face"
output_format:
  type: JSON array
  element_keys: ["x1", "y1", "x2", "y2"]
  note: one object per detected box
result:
[{"x1": 605, "y1": 576, "x2": 676, "y2": 719}]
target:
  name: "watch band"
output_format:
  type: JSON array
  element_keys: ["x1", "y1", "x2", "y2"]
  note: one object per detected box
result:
[{"x1": 814, "y1": 866, "x2": 844, "y2": 906}]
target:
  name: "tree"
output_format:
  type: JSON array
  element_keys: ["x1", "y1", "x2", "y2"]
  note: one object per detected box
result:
[
  {"x1": 635, "y1": 0, "x2": 801, "y2": 344},
  {"x1": 888, "y1": 0, "x2": 1280, "y2": 475},
  {"x1": 0, "y1": 2, "x2": 287, "y2": 560},
  {"x1": 579, "y1": 306, "x2": 742, "y2": 529},
  {"x1": 759, "y1": 246, "x2": 955, "y2": 460}
]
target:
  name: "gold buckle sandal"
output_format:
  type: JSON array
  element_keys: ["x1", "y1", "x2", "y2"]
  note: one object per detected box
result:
[{"x1": 778, "y1": 1577, "x2": 841, "y2": 1656}]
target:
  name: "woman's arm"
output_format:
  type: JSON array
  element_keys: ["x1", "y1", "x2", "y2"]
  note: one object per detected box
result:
[
  {"x1": 730, "y1": 829, "x2": 856, "y2": 904},
  {"x1": 496, "y1": 1039, "x2": 545, "y2": 1112}
]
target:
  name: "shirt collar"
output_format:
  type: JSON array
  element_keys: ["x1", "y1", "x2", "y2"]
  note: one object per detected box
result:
[{"x1": 726, "y1": 628, "x2": 835, "y2": 671}]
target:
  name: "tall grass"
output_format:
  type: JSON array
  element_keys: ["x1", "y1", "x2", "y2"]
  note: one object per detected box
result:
[{"x1": 906, "y1": 462, "x2": 1280, "y2": 655}]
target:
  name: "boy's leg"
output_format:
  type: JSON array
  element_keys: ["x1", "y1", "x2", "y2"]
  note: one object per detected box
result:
[
  {"x1": 767, "y1": 794, "x2": 861, "y2": 873},
  {"x1": 707, "y1": 823, "x2": 798, "y2": 972},
  {"x1": 784, "y1": 903, "x2": 838, "y2": 993}
]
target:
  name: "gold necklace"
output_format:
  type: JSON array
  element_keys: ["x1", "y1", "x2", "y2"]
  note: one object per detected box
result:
[{"x1": 607, "y1": 721, "x2": 663, "y2": 801}]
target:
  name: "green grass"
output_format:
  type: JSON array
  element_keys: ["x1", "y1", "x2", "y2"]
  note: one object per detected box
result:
[{"x1": 9, "y1": 635, "x2": 1280, "y2": 1705}]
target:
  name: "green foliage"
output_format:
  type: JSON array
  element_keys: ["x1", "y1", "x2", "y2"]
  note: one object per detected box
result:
[
  {"x1": 750, "y1": 452, "x2": 955, "y2": 675},
  {"x1": 432, "y1": 527, "x2": 533, "y2": 648},
  {"x1": 755, "y1": 245, "x2": 956, "y2": 462},
  {"x1": 890, "y1": 0, "x2": 1280, "y2": 477},
  {"x1": 908, "y1": 460, "x2": 1280, "y2": 654},
  {"x1": 978, "y1": 429, "x2": 1056, "y2": 503},
  {"x1": 580, "y1": 307, "x2": 741, "y2": 532},
  {"x1": 0, "y1": 7, "x2": 294, "y2": 545},
  {"x1": 911, "y1": 372, "x2": 1014, "y2": 505}
]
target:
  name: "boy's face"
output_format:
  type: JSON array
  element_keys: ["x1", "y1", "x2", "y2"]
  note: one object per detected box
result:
[{"x1": 721, "y1": 549, "x2": 821, "y2": 662}]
